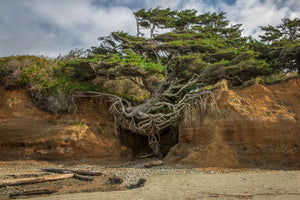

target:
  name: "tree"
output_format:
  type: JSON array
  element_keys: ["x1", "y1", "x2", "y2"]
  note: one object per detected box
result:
[
  {"x1": 278, "y1": 17, "x2": 300, "y2": 42},
  {"x1": 81, "y1": 8, "x2": 271, "y2": 157},
  {"x1": 258, "y1": 17, "x2": 300, "y2": 73},
  {"x1": 259, "y1": 17, "x2": 300, "y2": 45},
  {"x1": 134, "y1": 7, "x2": 175, "y2": 39},
  {"x1": 259, "y1": 25, "x2": 282, "y2": 45}
]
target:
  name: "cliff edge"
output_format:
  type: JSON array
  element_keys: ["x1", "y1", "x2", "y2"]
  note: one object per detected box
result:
[
  {"x1": 0, "y1": 87, "x2": 132, "y2": 163},
  {"x1": 165, "y1": 79, "x2": 300, "y2": 169}
]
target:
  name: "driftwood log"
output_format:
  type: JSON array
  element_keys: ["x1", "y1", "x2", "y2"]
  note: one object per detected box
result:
[
  {"x1": 41, "y1": 168, "x2": 102, "y2": 181},
  {"x1": 41, "y1": 168, "x2": 102, "y2": 176},
  {"x1": 9, "y1": 189, "x2": 58, "y2": 197},
  {"x1": 144, "y1": 160, "x2": 163, "y2": 168},
  {"x1": 72, "y1": 174, "x2": 94, "y2": 181},
  {"x1": 0, "y1": 174, "x2": 74, "y2": 187},
  {"x1": 139, "y1": 153, "x2": 154, "y2": 159}
]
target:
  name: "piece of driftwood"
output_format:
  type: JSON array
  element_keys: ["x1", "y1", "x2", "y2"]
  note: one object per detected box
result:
[
  {"x1": 9, "y1": 189, "x2": 58, "y2": 197},
  {"x1": 139, "y1": 153, "x2": 154, "y2": 159},
  {"x1": 144, "y1": 160, "x2": 163, "y2": 168},
  {"x1": 42, "y1": 168, "x2": 102, "y2": 176},
  {"x1": 73, "y1": 174, "x2": 94, "y2": 181},
  {"x1": 0, "y1": 174, "x2": 74, "y2": 187},
  {"x1": 61, "y1": 170, "x2": 94, "y2": 181}
]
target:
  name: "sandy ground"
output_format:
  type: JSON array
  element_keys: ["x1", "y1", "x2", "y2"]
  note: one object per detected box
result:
[{"x1": 18, "y1": 170, "x2": 300, "y2": 200}]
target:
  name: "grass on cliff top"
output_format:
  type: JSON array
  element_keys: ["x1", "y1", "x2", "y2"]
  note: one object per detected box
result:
[
  {"x1": 0, "y1": 55, "x2": 298, "y2": 113},
  {"x1": 0, "y1": 55, "x2": 141, "y2": 113},
  {"x1": 0, "y1": 55, "x2": 103, "y2": 92}
]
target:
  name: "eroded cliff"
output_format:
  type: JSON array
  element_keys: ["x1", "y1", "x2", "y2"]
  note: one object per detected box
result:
[
  {"x1": 0, "y1": 87, "x2": 132, "y2": 163},
  {"x1": 1, "y1": 79, "x2": 299, "y2": 169},
  {"x1": 164, "y1": 79, "x2": 300, "y2": 169}
]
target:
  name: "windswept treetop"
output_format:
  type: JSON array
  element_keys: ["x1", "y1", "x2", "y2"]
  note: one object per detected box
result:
[
  {"x1": 259, "y1": 17, "x2": 300, "y2": 45},
  {"x1": 86, "y1": 8, "x2": 279, "y2": 156}
]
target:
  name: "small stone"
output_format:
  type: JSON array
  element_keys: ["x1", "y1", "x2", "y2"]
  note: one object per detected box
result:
[
  {"x1": 127, "y1": 179, "x2": 147, "y2": 189},
  {"x1": 107, "y1": 175, "x2": 123, "y2": 185}
]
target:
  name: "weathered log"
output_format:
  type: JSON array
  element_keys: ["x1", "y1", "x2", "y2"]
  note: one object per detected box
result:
[
  {"x1": 73, "y1": 174, "x2": 94, "y2": 181},
  {"x1": 139, "y1": 153, "x2": 154, "y2": 159},
  {"x1": 42, "y1": 168, "x2": 102, "y2": 176},
  {"x1": 69, "y1": 169, "x2": 102, "y2": 176},
  {"x1": 0, "y1": 174, "x2": 74, "y2": 187},
  {"x1": 144, "y1": 160, "x2": 163, "y2": 168},
  {"x1": 41, "y1": 168, "x2": 65, "y2": 173},
  {"x1": 61, "y1": 170, "x2": 94, "y2": 181},
  {"x1": 9, "y1": 189, "x2": 58, "y2": 197}
]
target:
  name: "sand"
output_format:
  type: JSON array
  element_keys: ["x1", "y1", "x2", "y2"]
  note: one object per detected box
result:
[{"x1": 20, "y1": 170, "x2": 300, "y2": 200}]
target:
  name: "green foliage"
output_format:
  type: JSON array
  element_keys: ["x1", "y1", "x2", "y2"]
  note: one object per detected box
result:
[
  {"x1": 259, "y1": 25, "x2": 282, "y2": 44},
  {"x1": 1, "y1": 8, "x2": 299, "y2": 115},
  {"x1": 259, "y1": 17, "x2": 300, "y2": 45},
  {"x1": 89, "y1": 8, "x2": 300, "y2": 88},
  {"x1": 242, "y1": 72, "x2": 298, "y2": 87},
  {"x1": 122, "y1": 50, "x2": 166, "y2": 74},
  {"x1": 0, "y1": 55, "x2": 112, "y2": 113},
  {"x1": 212, "y1": 59, "x2": 231, "y2": 66}
]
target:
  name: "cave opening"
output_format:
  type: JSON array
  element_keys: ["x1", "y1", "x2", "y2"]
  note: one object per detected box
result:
[{"x1": 119, "y1": 126, "x2": 178, "y2": 158}]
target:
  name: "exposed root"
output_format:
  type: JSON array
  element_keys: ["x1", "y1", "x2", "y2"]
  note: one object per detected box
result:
[{"x1": 74, "y1": 89, "x2": 219, "y2": 156}]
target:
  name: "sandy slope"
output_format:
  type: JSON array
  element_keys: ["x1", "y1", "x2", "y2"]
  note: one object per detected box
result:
[{"x1": 22, "y1": 170, "x2": 300, "y2": 200}]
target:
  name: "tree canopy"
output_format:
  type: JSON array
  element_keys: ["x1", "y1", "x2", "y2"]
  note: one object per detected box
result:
[{"x1": 81, "y1": 8, "x2": 300, "y2": 156}]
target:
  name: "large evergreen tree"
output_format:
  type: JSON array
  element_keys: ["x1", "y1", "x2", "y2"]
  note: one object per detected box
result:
[
  {"x1": 76, "y1": 8, "x2": 290, "y2": 156},
  {"x1": 258, "y1": 17, "x2": 300, "y2": 73}
]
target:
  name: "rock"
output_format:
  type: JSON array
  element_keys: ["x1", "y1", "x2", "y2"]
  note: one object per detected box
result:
[
  {"x1": 127, "y1": 179, "x2": 146, "y2": 189},
  {"x1": 107, "y1": 175, "x2": 123, "y2": 185}
]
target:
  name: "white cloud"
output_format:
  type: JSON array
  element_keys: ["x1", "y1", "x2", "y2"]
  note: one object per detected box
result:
[
  {"x1": 0, "y1": 0, "x2": 136, "y2": 57},
  {"x1": 0, "y1": 0, "x2": 299, "y2": 57},
  {"x1": 182, "y1": 0, "x2": 216, "y2": 13},
  {"x1": 179, "y1": 0, "x2": 300, "y2": 38},
  {"x1": 221, "y1": 0, "x2": 295, "y2": 37},
  {"x1": 144, "y1": 0, "x2": 181, "y2": 9}
]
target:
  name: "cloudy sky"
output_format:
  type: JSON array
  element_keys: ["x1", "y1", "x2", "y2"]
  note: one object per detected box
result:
[{"x1": 0, "y1": 0, "x2": 299, "y2": 57}]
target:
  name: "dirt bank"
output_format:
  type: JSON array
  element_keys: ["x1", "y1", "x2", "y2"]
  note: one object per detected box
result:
[
  {"x1": 0, "y1": 87, "x2": 131, "y2": 162},
  {"x1": 0, "y1": 79, "x2": 299, "y2": 169},
  {"x1": 165, "y1": 79, "x2": 300, "y2": 169}
]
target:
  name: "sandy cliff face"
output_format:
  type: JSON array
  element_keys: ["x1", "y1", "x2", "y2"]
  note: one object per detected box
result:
[
  {"x1": 1, "y1": 79, "x2": 299, "y2": 168},
  {"x1": 0, "y1": 87, "x2": 132, "y2": 162},
  {"x1": 165, "y1": 79, "x2": 300, "y2": 169}
]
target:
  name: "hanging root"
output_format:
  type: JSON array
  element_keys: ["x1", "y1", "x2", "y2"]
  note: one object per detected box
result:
[
  {"x1": 182, "y1": 91, "x2": 219, "y2": 126},
  {"x1": 148, "y1": 133, "x2": 162, "y2": 158},
  {"x1": 73, "y1": 89, "x2": 219, "y2": 156}
]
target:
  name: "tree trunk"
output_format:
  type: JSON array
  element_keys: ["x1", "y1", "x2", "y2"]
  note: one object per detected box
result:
[{"x1": 295, "y1": 51, "x2": 300, "y2": 74}]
